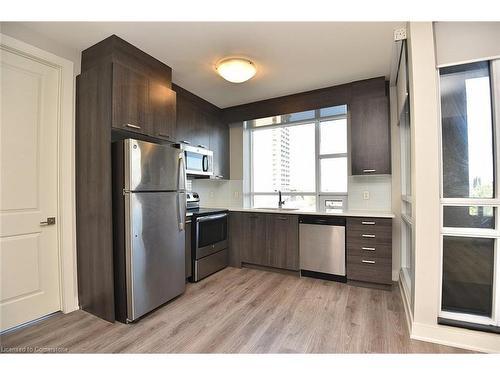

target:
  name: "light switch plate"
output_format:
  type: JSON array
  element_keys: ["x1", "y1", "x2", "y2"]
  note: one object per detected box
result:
[{"x1": 363, "y1": 191, "x2": 370, "y2": 200}]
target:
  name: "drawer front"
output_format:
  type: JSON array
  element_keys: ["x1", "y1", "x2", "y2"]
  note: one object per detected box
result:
[
  {"x1": 194, "y1": 248, "x2": 228, "y2": 282},
  {"x1": 347, "y1": 217, "x2": 392, "y2": 248},
  {"x1": 347, "y1": 254, "x2": 392, "y2": 285},
  {"x1": 347, "y1": 217, "x2": 392, "y2": 231},
  {"x1": 347, "y1": 229, "x2": 392, "y2": 246},
  {"x1": 347, "y1": 243, "x2": 392, "y2": 259}
]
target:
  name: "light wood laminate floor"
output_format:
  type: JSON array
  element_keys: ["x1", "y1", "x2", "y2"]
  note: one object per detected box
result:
[{"x1": 0, "y1": 267, "x2": 470, "y2": 353}]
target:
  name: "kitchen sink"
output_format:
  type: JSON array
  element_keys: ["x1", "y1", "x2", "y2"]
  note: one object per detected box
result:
[{"x1": 255, "y1": 207, "x2": 300, "y2": 211}]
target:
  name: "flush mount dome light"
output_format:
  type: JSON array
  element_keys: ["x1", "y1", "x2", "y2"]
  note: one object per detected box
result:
[{"x1": 216, "y1": 58, "x2": 256, "y2": 83}]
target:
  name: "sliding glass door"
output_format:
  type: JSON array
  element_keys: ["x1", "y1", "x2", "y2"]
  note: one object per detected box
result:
[{"x1": 439, "y1": 60, "x2": 500, "y2": 329}]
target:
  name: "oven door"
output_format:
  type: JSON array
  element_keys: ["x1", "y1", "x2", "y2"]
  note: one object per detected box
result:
[{"x1": 195, "y1": 213, "x2": 228, "y2": 259}]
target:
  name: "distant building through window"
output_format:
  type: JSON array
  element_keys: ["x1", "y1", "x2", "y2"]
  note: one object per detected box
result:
[{"x1": 246, "y1": 105, "x2": 348, "y2": 211}]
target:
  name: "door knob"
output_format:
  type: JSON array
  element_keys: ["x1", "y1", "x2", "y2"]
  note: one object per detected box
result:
[{"x1": 40, "y1": 217, "x2": 56, "y2": 225}]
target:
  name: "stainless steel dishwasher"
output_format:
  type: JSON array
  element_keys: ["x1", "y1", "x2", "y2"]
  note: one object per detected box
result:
[{"x1": 299, "y1": 216, "x2": 346, "y2": 282}]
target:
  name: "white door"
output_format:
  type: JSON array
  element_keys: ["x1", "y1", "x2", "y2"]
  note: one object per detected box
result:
[{"x1": 0, "y1": 46, "x2": 61, "y2": 331}]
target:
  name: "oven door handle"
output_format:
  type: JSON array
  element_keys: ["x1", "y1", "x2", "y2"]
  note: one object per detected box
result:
[{"x1": 196, "y1": 213, "x2": 228, "y2": 223}]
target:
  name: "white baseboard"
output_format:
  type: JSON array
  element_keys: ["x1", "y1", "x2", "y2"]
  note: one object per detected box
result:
[
  {"x1": 411, "y1": 322, "x2": 500, "y2": 353},
  {"x1": 62, "y1": 304, "x2": 79, "y2": 314},
  {"x1": 398, "y1": 271, "x2": 413, "y2": 333},
  {"x1": 392, "y1": 269, "x2": 399, "y2": 281}
]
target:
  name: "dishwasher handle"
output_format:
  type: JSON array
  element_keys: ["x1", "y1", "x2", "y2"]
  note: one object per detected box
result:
[{"x1": 299, "y1": 215, "x2": 345, "y2": 226}]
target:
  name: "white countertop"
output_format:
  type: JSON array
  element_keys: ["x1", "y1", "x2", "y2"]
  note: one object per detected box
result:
[{"x1": 203, "y1": 206, "x2": 395, "y2": 218}]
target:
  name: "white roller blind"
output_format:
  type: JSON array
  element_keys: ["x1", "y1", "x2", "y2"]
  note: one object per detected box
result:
[{"x1": 434, "y1": 22, "x2": 500, "y2": 67}]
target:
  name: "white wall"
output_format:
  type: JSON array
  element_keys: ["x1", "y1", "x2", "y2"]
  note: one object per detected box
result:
[
  {"x1": 406, "y1": 21, "x2": 500, "y2": 353},
  {"x1": 191, "y1": 179, "x2": 243, "y2": 208},
  {"x1": 348, "y1": 176, "x2": 392, "y2": 211},
  {"x1": 407, "y1": 21, "x2": 441, "y2": 328}
]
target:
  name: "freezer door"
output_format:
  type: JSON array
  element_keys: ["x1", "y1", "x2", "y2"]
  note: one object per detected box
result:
[
  {"x1": 126, "y1": 191, "x2": 186, "y2": 321},
  {"x1": 125, "y1": 139, "x2": 185, "y2": 192}
]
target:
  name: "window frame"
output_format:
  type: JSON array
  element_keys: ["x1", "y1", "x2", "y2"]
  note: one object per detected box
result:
[
  {"x1": 437, "y1": 59, "x2": 500, "y2": 328},
  {"x1": 397, "y1": 39, "x2": 414, "y2": 300},
  {"x1": 247, "y1": 107, "x2": 348, "y2": 211}
]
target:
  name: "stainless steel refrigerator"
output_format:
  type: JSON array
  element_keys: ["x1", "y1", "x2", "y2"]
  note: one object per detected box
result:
[{"x1": 112, "y1": 139, "x2": 186, "y2": 323}]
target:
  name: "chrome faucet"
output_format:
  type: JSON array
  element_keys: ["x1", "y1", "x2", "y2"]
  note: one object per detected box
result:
[{"x1": 277, "y1": 190, "x2": 285, "y2": 208}]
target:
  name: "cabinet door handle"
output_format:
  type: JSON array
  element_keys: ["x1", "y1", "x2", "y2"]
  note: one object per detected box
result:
[
  {"x1": 362, "y1": 247, "x2": 375, "y2": 251},
  {"x1": 363, "y1": 169, "x2": 376, "y2": 173},
  {"x1": 125, "y1": 123, "x2": 141, "y2": 129},
  {"x1": 157, "y1": 132, "x2": 171, "y2": 138},
  {"x1": 214, "y1": 175, "x2": 224, "y2": 179},
  {"x1": 362, "y1": 260, "x2": 376, "y2": 264},
  {"x1": 276, "y1": 216, "x2": 288, "y2": 221},
  {"x1": 361, "y1": 221, "x2": 376, "y2": 225},
  {"x1": 197, "y1": 144, "x2": 207, "y2": 149},
  {"x1": 362, "y1": 234, "x2": 376, "y2": 238}
]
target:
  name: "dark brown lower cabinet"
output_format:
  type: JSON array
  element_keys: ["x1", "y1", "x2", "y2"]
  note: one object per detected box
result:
[
  {"x1": 228, "y1": 212, "x2": 243, "y2": 267},
  {"x1": 266, "y1": 215, "x2": 299, "y2": 271},
  {"x1": 229, "y1": 212, "x2": 299, "y2": 272},
  {"x1": 346, "y1": 217, "x2": 393, "y2": 285},
  {"x1": 240, "y1": 213, "x2": 268, "y2": 266}
]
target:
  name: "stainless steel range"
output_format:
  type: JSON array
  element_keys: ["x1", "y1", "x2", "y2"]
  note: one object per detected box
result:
[{"x1": 186, "y1": 192, "x2": 228, "y2": 282}]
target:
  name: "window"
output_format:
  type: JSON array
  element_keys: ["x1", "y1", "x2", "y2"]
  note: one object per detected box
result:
[
  {"x1": 439, "y1": 60, "x2": 500, "y2": 329},
  {"x1": 248, "y1": 105, "x2": 348, "y2": 211}
]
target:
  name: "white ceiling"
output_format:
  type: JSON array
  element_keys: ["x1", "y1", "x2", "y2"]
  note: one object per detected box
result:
[{"x1": 10, "y1": 22, "x2": 403, "y2": 108}]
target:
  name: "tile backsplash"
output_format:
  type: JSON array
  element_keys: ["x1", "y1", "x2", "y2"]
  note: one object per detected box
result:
[
  {"x1": 191, "y1": 175, "x2": 392, "y2": 212},
  {"x1": 347, "y1": 175, "x2": 392, "y2": 211},
  {"x1": 190, "y1": 179, "x2": 243, "y2": 208}
]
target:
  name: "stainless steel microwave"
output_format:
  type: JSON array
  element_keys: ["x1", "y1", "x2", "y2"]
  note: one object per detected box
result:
[{"x1": 180, "y1": 144, "x2": 213, "y2": 177}]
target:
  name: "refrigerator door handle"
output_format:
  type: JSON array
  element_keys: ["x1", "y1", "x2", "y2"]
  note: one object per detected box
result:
[
  {"x1": 177, "y1": 193, "x2": 185, "y2": 231},
  {"x1": 178, "y1": 152, "x2": 186, "y2": 191},
  {"x1": 177, "y1": 152, "x2": 186, "y2": 231}
]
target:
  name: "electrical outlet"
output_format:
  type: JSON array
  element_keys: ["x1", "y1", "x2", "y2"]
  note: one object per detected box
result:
[
  {"x1": 233, "y1": 191, "x2": 240, "y2": 199},
  {"x1": 363, "y1": 191, "x2": 370, "y2": 200},
  {"x1": 394, "y1": 28, "x2": 407, "y2": 41}
]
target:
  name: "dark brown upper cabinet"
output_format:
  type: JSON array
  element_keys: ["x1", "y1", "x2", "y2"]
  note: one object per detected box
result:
[
  {"x1": 112, "y1": 62, "x2": 177, "y2": 140},
  {"x1": 350, "y1": 89, "x2": 391, "y2": 175},
  {"x1": 209, "y1": 120, "x2": 229, "y2": 179},
  {"x1": 173, "y1": 84, "x2": 229, "y2": 179},
  {"x1": 150, "y1": 81, "x2": 176, "y2": 141},
  {"x1": 112, "y1": 62, "x2": 151, "y2": 134},
  {"x1": 175, "y1": 94, "x2": 210, "y2": 147}
]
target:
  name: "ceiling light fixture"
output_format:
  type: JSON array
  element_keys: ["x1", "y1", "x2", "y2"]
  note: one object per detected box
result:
[{"x1": 215, "y1": 58, "x2": 256, "y2": 83}]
